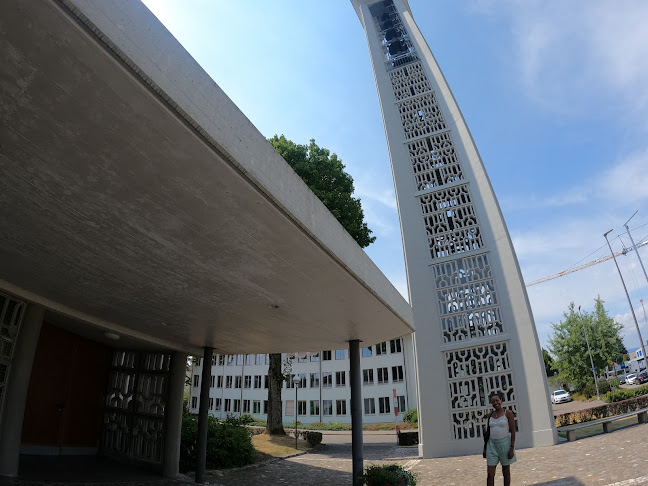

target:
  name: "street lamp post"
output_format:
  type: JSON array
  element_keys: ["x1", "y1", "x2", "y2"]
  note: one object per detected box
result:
[
  {"x1": 603, "y1": 230, "x2": 648, "y2": 372},
  {"x1": 579, "y1": 306, "x2": 600, "y2": 399},
  {"x1": 293, "y1": 375, "x2": 300, "y2": 450}
]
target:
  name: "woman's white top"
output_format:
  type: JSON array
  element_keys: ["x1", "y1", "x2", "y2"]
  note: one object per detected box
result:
[{"x1": 489, "y1": 413, "x2": 510, "y2": 439}]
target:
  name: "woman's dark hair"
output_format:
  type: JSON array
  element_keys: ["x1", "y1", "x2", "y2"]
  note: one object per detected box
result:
[{"x1": 488, "y1": 391, "x2": 504, "y2": 402}]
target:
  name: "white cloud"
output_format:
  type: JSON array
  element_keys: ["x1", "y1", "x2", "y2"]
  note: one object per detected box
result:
[{"x1": 599, "y1": 150, "x2": 648, "y2": 203}]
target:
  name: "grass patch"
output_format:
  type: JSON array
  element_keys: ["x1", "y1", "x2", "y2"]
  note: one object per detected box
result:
[
  {"x1": 557, "y1": 416, "x2": 639, "y2": 441},
  {"x1": 252, "y1": 433, "x2": 309, "y2": 459}
]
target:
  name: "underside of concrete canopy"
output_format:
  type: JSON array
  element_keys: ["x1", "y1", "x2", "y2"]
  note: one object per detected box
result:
[{"x1": 0, "y1": 0, "x2": 414, "y2": 356}]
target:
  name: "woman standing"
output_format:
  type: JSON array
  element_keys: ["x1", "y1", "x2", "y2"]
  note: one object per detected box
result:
[{"x1": 483, "y1": 392, "x2": 516, "y2": 486}]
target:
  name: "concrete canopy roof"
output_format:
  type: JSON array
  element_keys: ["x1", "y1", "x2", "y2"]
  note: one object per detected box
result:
[{"x1": 0, "y1": 0, "x2": 414, "y2": 356}]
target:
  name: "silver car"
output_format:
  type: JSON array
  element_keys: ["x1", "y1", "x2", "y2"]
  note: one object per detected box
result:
[
  {"x1": 551, "y1": 389, "x2": 572, "y2": 404},
  {"x1": 626, "y1": 373, "x2": 638, "y2": 385}
]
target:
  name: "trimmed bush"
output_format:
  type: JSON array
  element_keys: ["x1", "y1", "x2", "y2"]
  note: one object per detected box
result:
[
  {"x1": 180, "y1": 413, "x2": 256, "y2": 473},
  {"x1": 299, "y1": 431, "x2": 323, "y2": 447},
  {"x1": 605, "y1": 385, "x2": 648, "y2": 403},
  {"x1": 360, "y1": 464, "x2": 417, "y2": 485},
  {"x1": 555, "y1": 393, "x2": 648, "y2": 427},
  {"x1": 403, "y1": 409, "x2": 418, "y2": 424}
]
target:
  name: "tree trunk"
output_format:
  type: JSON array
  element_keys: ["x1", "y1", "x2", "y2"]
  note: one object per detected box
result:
[{"x1": 266, "y1": 353, "x2": 286, "y2": 435}]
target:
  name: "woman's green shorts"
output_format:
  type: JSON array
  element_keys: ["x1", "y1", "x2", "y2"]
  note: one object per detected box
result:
[{"x1": 486, "y1": 435, "x2": 517, "y2": 466}]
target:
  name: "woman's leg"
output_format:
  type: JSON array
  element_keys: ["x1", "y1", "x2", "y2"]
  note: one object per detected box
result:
[
  {"x1": 487, "y1": 465, "x2": 497, "y2": 486},
  {"x1": 502, "y1": 465, "x2": 511, "y2": 486}
]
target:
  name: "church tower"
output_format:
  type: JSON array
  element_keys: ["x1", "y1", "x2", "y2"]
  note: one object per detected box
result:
[{"x1": 351, "y1": 0, "x2": 557, "y2": 456}]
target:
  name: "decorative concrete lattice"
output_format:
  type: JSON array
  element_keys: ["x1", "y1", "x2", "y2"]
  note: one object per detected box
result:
[
  {"x1": 408, "y1": 131, "x2": 463, "y2": 191},
  {"x1": 390, "y1": 61, "x2": 432, "y2": 100},
  {"x1": 398, "y1": 93, "x2": 446, "y2": 139},
  {"x1": 104, "y1": 351, "x2": 170, "y2": 464},
  {"x1": 419, "y1": 185, "x2": 483, "y2": 258},
  {"x1": 446, "y1": 342, "x2": 517, "y2": 439},
  {"x1": 433, "y1": 254, "x2": 504, "y2": 343},
  {"x1": 0, "y1": 292, "x2": 25, "y2": 421}
]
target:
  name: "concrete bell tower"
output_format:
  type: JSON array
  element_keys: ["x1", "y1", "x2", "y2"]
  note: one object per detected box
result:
[{"x1": 351, "y1": 0, "x2": 557, "y2": 457}]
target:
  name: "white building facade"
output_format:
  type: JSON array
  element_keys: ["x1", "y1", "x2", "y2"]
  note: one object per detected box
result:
[
  {"x1": 189, "y1": 336, "x2": 417, "y2": 425},
  {"x1": 351, "y1": 0, "x2": 557, "y2": 457}
]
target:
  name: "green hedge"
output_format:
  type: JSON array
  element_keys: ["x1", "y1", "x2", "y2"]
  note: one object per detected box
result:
[
  {"x1": 298, "y1": 431, "x2": 323, "y2": 447},
  {"x1": 180, "y1": 414, "x2": 256, "y2": 473},
  {"x1": 403, "y1": 409, "x2": 418, "y2": 424},
  {"x1": 605, "y1": 385, "x2": 648, "y2": 403},
  {"x1": 555, "y1": 393, "x2": 648, "y2": 427},
  {"x1": 360, "y1": 464, "x2": 417, "y2": 485}
]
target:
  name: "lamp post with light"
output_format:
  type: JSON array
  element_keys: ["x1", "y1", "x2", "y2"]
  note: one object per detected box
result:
[{"x1": 293, "y1": 375, "x2": 300, "y2": 449}]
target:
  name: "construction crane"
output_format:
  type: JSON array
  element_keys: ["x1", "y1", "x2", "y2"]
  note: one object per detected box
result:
[{"x1": 525, "y1": 239, "x2": 648, "y2": 287}]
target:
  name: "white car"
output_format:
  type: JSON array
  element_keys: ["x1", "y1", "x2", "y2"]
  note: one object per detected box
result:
[
  {"x1": 551, "y1": 389, "x2": 572, "y2": 404},
  {"x1": 626, "y1": 373, "x2": 638, "y2": 385}
]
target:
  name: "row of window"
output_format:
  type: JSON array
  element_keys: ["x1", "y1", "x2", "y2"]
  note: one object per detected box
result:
[
  {"x1": 195, "y1": 339, "x2": 404, "y2": 368},
  {"x1": 190, "y1": 395, "x2": 407, "y2": 416},
  {"x1": 192, "y1": 366, "x2": 405, "y2": 389}
]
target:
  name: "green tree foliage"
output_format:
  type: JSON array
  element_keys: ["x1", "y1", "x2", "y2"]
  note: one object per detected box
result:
[
  {"x1": 268, "y1": 135, "x2": 376, "y2": 248},
  {"x1": 548, "y1": 298, "x2": 624, "y2": 390},
  {"x1": 542, "y1": 348, "x2": 556, "y2": 377}
]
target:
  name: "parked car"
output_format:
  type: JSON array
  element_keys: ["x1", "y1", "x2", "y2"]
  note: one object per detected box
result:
[
  {"x1": 619, "y1": 374, "x2": 627, "y2": 384},
  {"x1": 626, "y1": 373, "x2": 638, "y2": 385},
  {"x1": 637, "y1": 371, "x2": 648, "y2": 385},
  {"x1": 551, "y1": 389, "x2": 572, "y2": 404}
]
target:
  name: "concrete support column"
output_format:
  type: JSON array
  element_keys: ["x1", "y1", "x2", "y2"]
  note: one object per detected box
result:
[
  {"x1": 163, "y1": 351, "x2": 188, "y2": 478},
  {"x1": 0, "y1": 304, "x2": 44, "y2": 477},
  {"x1": 349, "y1": 339, "x2": 363, "y2": 486},
  {"x1": 195, "y1": 347, "x2": 213, "y2": 484}
]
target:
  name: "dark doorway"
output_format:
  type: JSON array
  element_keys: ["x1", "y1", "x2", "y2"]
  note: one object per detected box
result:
[{"x1": 21, "y1": 322, "x2": 111, "y2": 455}]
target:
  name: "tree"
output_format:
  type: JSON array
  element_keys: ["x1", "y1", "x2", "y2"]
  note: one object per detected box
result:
[
  {"x1": 265, "y1": 136, "x2": 377, "y2": 435},
  {"x1": 542, "y1": 348, "x2": 556, "y2": 377},
  {"x1": 268, "y1": 135, "x2": 376, "y2": 248},
  {"x1": 548, "y1": 298, "x2": 624, "y2": 390}
]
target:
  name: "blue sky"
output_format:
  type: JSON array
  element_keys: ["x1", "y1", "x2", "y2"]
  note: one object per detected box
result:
[{"x1": 140, "y1": 0, "x2": 648, "y2": 353}]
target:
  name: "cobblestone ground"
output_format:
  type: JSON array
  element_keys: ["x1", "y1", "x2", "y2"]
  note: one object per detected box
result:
[{"x1": 2, "y1": 423, "x2": 647, "y2": 485}]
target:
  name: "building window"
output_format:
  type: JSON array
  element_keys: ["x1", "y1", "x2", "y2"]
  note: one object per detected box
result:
[
  {"x1": 377, "y1": 367, "x2": 388, "y2": 384},
  {"x1": 298, "y1": 400, "x2": 307, "y2": 415},
  {"x1": 363, "y1": 369, "x2": 374, "y2": 385},
  {"x1": 310, "y1": 373, "x2": 320, "y2": 388},
  {"x1": 235, "y1": 376, "x2": 242, "y2": 388},
  {"x1": 364, "y1": 398, "x2": 376, "y2": 415},
  {"x1": 236, "y1": 354, "x2": 244, "y2": 366},
  {"x1": 265, "y1": 354, "x2": 270, "y2": 365},
  {"x1": 336, "y1": 371, "x2": 346, "y2": 387},
  {"x1": 246, "y1": 354, "x2": 255, "y2": 365},
  {"x1": 397, "y1": 395, "x2": 406, "y2": 413},
  {"x1": 335, "y1": 349, "x2": 346, "y2": 360},
  {"x1": 297, "y1": 373, "x2": 307, "y2": 388},
  {"x1": 379, "y1": 397, "x2": 391, "y2": 414},
  {"x1": 244, "y1": 375, "x2": 252, "y2": 388},
  {"x1": 217, "y1": 375, "x2": 223, "y2": 388},
  {"x1": 297, "y1": 352, "x2": 308, "y2": 363},
  {"x1": 193, "y1": 375, "x2": 199, "y2": 387},
  {"x1": 310, "y1": 352, "x2": 320, "y2": 362},
  {"x1": 224, "y1": 399, "x2": 232, "y2": 412},
  {"x1": 227, "y1": 354, "x2": 235, "y2": 366},
  {"x1": 191, "y1": 396, "x2": 197, "y2": 409},
  {"x1": 226, "y1": 376, "x2": 232, "y2": 388},
  {"x1": 336, "y1": 399, "x2": 347, "y2": 415},
  {"x1": 256, "y1": 354, "x2": 265, "y2": 365},
  {"x1": 210, "y1": 375, "x2": 215, "y2": 387},
  {"x1": 322, "y1": 350, "x2": 332, "y2": 360},
  {"x1": 253, "y1": 400, "x2": 261, "y2": 414},
  {"x1": 362, "y1": 346, "x2": 373, "y2": 358},
  {"x1": 310, "y1": 400, "x2": 320, "y2": 416},
  {"x1": 234, "y1": 399, "x2": 241, "y2": 413},
  {"x1": 264, "y1": 375, "x2": 269, "y2": 389},
  {"x1": 322, "y1": 372, "x2": 333, "y2": 388},
  {"x1": 254, "y1": 375, "x2": 262, "y2": 388},
  {"x1": 286, "y1": 374, "x2": 297, "y2": 389},
  {"x1": 375, "y1": 342, "x2": 387, "y2": 355},
  {"x1": 263, "y1": 400, "x2": 268, "y2": 414},
  {"x1": 286, "y1": 400, "x2": 295, "y2": 417},
  {"x1": 390, "y1": 338, "x2": 402, "y2": 353},
  {"x1": 392, "y1": 365, "x2": 404, "y2": 382},
  {"x1": 323, "y1": 400, "x2": 333, "y2": 416},
  {"x1": 218, "y1": 354, "x2": 225, "y2": 366},
  {"x1": 211, "y1": 355, "x2": 218, "y2": 366},
  {"x1": 215, "y1": 398, "x2": 222, "y2": 411},
  {"x1": 243, "y1": 400, "x2": 251, "y2": 413},
  {"x1": 209, "y1": 397, "x2": 214, "y2": 409}
]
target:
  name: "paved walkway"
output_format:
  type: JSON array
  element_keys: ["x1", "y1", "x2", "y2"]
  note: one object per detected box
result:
[{"x1": 1, "y1": 423, "x2": 647, "y2": 485}]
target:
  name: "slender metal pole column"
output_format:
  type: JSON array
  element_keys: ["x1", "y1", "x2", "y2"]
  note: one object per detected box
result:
[
  {"x1": 624, "y1": 212, "x2": 648, "y2": 288},
  {"x1": 195, "y1": 347, "x2": 214, "y2": 484},
  {"x1": 604, "y1": 231, "x2": 648, "y2": 370},
  {"x1": 349, "y1": 339, "x2": 363, "y2": 486}
]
